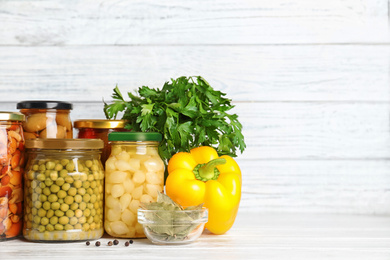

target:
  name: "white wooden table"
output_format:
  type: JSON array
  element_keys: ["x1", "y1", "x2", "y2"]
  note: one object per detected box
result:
[{"x1": 1, "y1": 212, "x2": 390, "y2": 260}]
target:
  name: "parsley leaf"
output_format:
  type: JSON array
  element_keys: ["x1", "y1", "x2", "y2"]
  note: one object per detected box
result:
[{"x1": 104, "y1": 76, "x2": 246, "y2": 164}]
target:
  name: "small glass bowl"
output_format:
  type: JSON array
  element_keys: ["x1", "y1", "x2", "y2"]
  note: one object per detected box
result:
[{"x1": 137, "y1": 208, "x2": 208, "y2": 244}]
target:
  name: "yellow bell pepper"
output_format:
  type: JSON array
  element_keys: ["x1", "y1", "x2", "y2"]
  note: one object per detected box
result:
[{"x1": 165, "y1": 146, "x2": 241, "y2": 235}]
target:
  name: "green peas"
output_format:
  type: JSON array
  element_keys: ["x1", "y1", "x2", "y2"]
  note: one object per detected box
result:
[
  {"x1": 38, "y1": 208, "x2": 46, "y2": 217},
  {"x1": 84, "y1": 208, "x2": 91, "y2": 218},
  {"x1": 61, "y1": 183, "x2": 71, "y2": 191},
  {"x1": 55, "y1": 177, "x2": 65, "y2": 186},
  {"x1": 37, "y1": 173, "x2": 45, "y2": 182},
  {"x1": 48, "y1": 194, "x2": 58, "y2": 203},
  {"x1": 83, "y1": 194, "x2": 91, "y2": 203},
  {"x1": 55, "y1": 224, "x2": 64, "y2": 231},
  {"x1": 50, "y1": 184, "x2": 60, "y2": 193},
  {"x1": 38, "y1": 225, "x2": 45, "y2": 233},
  {"x1": 59, "y1": 216, "x2": 69, "y2": 225},
  {"x1": 69, "y1": 217, "x2": 78, "y2": 225},
  {"x1": 64, "y1": 196, "x2": 74, "y2": 205},
  {"x1": 32, "y1": 164, "x2": 39, "y2": 171},
  {"x1": 46, "y1": 161, "x2": 55, "y2": 170},
  {"x1": 65, "y1": 176, "x2": 74, "y2": 184},
  {"x1": 33, "y1": 216, "x2": 41, "y2": 225},
  {"x1": 78, "y1": 216, "x2": 86, "y2": 224},
  {"x1": 64, "y1": 224, "x2": 73, "y2": 231},
  {"x1": 78, "y1": 188, "x2": 86, "y2": 195},
  {"x1": 68, "y1": 187, "x2": 77, "y2": 196},
  {"x1": 74, "y1": 180, "x2": 82, "y2": 188},
  {"x1": 55, "y1": 210, "x2": 64, "y2": 217},
  {"x1": 80, "y1": 174, "x2": 88, "y2": 182},
  {"x1": 46, "y1": 209, "x2": 54, "y2": 218},
  {"x1": 66, "y1": 162, "x2": 75, "y2": 172},
  {"x1": 61, "y1": 159, "x2": 69, "y2": 166},
  {"x1": 28, "y1": 171, "x2": 35, "y2": 180},
  {"x1": 39, "y1": 164, "x2": 46, "y2": 171},
  {"x1": 50, "y1": 171, "x2": 58, "y2": 181},
  {"x1": 55, "y1": 164, "x2": 63, "y2": 171},
  {"x1": 57, "y1": 190, "x2": 67, "y2": 199},
  {"x1": 90, "y1": 194, "x2": 97, "y2": 204},
  {"x1": 44, "y1": 179, "x2": 53, "y2": 187},
  {"x1": 42, "y1": 201, "x2": 51, "y2": 210},
  {"x1": 66, "y1": 210, "x2": 75, "y2": 218},
  {"x1": 59, "y1": 169, "x2": 68, "y2": 178},
  {"x1": 40, "y1": 217, "x2": 49, "y2": 226},
  {"x1": 43, "y1": 187, "x2": 51, "y2": 196},
  {"x1": 70, "y1": 203, "x2": 78, "y2": 211},
  {"x1": 79, "y1": 202, "x2": 86, "y2": 210},
  {"x1": 46, "y1": 224, "x2": 54, "y2": 231},
  {"x1": 60, "y1": 203, "x2": 69, "y2": 212},
  {"x1": 34, "y1": 201, "x2": 42, "y2": 209},
  {"x1": 74, "y1": 194, "x2": 82, "y2": 204},
  {"x1": 51, "y1": 202, "x2": 60, "y2": 210}
]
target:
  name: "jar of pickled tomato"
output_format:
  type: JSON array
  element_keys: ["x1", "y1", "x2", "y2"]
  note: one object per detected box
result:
[
  {"x1": 104, "y1": 132, "x2": 164, "y2": 238},
  {"x1": 0, "y1": 112, "x2": 25, "y2": 241},
  {"x1": 74, "y1": 120, "x2": 127, "y2": 164}
]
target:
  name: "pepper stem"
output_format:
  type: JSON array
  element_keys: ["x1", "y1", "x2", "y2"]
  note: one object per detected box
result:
[{"x1": 193, "y1": 158, "x2": 226, "y2": 182}]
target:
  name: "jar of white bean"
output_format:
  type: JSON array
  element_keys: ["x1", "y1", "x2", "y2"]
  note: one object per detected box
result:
[{"x1": 104, "y1": 132, "x2": 164, "y2": 238}]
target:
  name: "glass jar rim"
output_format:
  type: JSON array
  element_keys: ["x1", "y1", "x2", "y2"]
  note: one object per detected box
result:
[
  {"x1": 26, "y1": 138, "x2": 103, "y2": 149},
  {"x1": 74, "y1": 119, "x2": 126, "y2": 129},
  {"x1": 0, "y1": 111, "x2": 25, "y2": 121}
]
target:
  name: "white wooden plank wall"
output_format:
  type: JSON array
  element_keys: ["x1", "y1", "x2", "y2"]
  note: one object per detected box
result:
[{"x1": 0, "y1": 0, "x2": 389, "y2": 214}]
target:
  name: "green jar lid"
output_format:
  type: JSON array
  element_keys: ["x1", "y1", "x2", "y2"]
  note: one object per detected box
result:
[{"x1": 108, "y1": 132, "x2": 162, "y2": 142}]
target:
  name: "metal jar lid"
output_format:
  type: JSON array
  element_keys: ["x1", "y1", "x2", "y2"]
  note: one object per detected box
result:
[
  {"x1": 0, "y1": 111, "x2": 25, "y2": 121},
  {"x1": 108, "y1": 132, "x2": 162, "y2": 142},
  {"x1": 74, "y1": 120, "x2": 126, "y2": 129},
  {"x1": 17, "y1": 101, "x2": 73, "y2": 110},
  {"x1": 26, "y1": 138, "x2": 104, "y2": 150}
]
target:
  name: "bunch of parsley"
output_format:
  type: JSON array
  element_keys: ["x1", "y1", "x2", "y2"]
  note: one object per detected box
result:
[{"x1": 104, "y1": 76, "x2": 246, "y2": 163}]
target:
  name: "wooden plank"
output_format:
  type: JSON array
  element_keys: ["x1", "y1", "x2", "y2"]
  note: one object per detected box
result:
[
  {"x1": 0, "y1": 0, "x2": 388, "y2": 45},
  {"x1": 2, "y1": 213, "x2": 390, "y2": 259},
  {"x1": 238, "y1": 160, "x2": 390, "y2": 214},
  {"x1": 0, "y1": 101, "x2": 388, "y2": 159},
  {"x1": 0, "y1": 45, "x2": 388, "y2": 101}
]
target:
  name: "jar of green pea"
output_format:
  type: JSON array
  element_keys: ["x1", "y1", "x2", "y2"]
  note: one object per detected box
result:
[{"x1": 23, "y1": 139, "x2": 104, "y2": 242}]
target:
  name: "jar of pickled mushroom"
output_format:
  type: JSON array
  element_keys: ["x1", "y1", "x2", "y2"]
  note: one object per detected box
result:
[
  {"x1": 24, "y1": 139, "x2": 104, "y2": 242},
  {"x1": 0, "y1": 112, "x2": 25, "y2": 241},
  {"x1": 74, "y1": 120, "x2": 128, "y2": 164},
  {"x1": 17, "y1": 101, "x2": 73, "y2": 139},
  {"x1": 104, "y1": 132, "x2": 164, "y2": 238}
]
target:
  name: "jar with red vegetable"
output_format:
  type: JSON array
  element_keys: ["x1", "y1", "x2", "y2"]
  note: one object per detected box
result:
[
  {"x1": 0, "y1": 112, "x2": 25, "y2": 240},
  {"x1": 74, "y1": 120, "x2": 128, "y2": 164}
]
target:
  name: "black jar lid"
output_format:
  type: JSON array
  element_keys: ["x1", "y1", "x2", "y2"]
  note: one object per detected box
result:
[{"x1": 17, "y1": 101, "x2": 73, "y2": 110}]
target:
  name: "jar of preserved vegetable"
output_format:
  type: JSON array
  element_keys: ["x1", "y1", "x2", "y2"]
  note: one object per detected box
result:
[
  {"x1": 17, "y1": 101, "x2": 73, "y2": 139},
  {"x1": 0, "y1": 112, "x2": 25, "y2": 241},
  {"x1": 104, "y1": 132, "x2": 164, "y2": 238},
  {"x1": 74, "y1": 120, "x2": 128, "y2": 164},
  {"x1": 24, "y1": 139, "x2": 104, "y2": 242}
]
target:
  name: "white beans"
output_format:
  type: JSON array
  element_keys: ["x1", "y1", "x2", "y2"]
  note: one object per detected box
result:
[{"x1": 104, "y1": 144, "x2": 164, "y2": 238}]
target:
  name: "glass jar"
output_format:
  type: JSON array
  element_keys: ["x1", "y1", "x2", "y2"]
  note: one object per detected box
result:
[
  {"x1": 104, "y1": 132, "x2": 164, "y2": 238},
  {"x1": 23, "y1": 139, "x2": 104, "y2": 242},
  {"x1": 0, "y1": 112, "x2": 25, "y2": 241},
  {"x1": 74, "y1": 120, "x2": 128, "y2": 164},
  {"x1": 17, "y1": 101, "x2": 73, "y2": 139}
]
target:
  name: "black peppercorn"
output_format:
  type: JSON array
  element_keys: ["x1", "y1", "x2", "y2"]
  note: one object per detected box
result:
[
  {"x1": 95, "y1": 241, "x2": 101, "y2": 247},
  {"x1": 113, "y1": 239, "x2": 119, "y2": 245},
  {"x1": 129, "y1": 240, "x2": 133, "y2": 244},
  {"x1": 86, "y1": 241, "x2": 90, "y2": 246},
  {"x1": 108, "y1": 241, "x2": 113, "y2": 246},
  {"x1": 125, "y1": 241, "x2": 130, "y2": 247}
]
